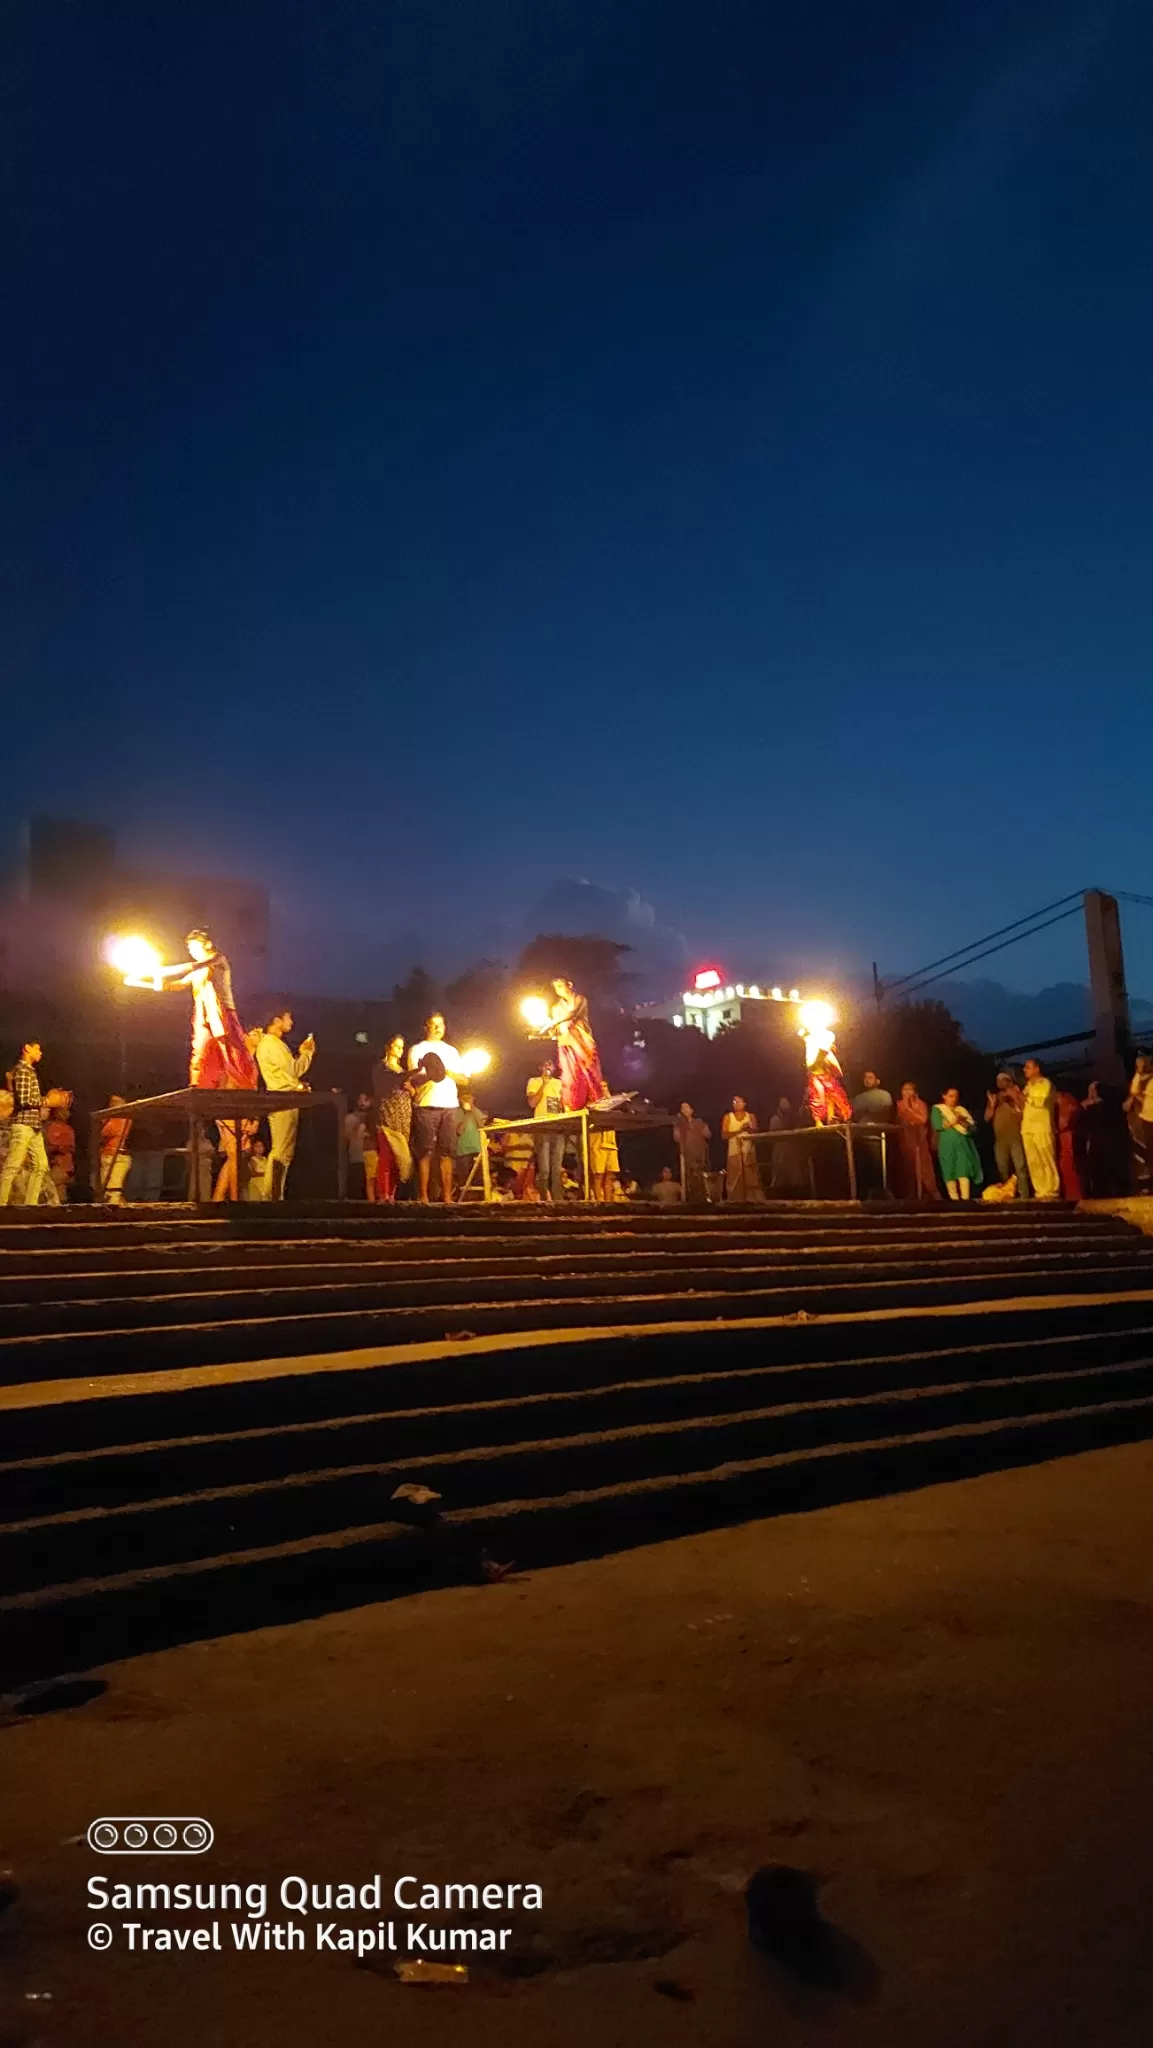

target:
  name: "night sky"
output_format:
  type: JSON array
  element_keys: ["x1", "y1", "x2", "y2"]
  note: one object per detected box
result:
[{"x1": 6, "y1": 0, "x2": 1153, "y2": 995}]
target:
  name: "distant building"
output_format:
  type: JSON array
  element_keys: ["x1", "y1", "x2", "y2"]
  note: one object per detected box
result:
[
  {"x1": 638, "y1": 964, "x2": 808, "y2": 1041},
  {"x1": 0, "y1": 815, "x2": 270, "y2": 1000}
]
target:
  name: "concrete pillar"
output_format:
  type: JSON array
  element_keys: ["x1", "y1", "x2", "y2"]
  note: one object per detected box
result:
[{"x1": 1084, "y1": 889, "x2": 1130, "y2": 1087}]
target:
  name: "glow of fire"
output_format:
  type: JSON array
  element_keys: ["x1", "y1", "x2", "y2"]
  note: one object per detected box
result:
[
  {"x1": 796, "y1": 996, "x2": 837, "y2": 1071},
  {"x1": 461, "y1": 1047, "x2": 491, "y2": 1077},
  {"x1": 520, "y1": 996, "x2": 550, "y2": 1031},
  {"x1": 104, "y1": 934, "x2": 164, "y2": 987},
  {"x1": 798, "y1": 999, "x2": 835, "y2": 1035}
]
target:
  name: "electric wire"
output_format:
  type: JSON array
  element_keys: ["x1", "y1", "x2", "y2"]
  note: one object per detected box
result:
[{"x1": 881, "y1": 892, "x2": 1084, "y2": 996}]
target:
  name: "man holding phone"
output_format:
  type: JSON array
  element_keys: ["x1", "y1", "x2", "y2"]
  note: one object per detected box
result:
[{"x1": 256, "y1": 1007, "x2": 316, "y2": 1200}]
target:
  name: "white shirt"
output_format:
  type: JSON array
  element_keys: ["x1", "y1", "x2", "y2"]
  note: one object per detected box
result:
[
  {"x1": 408, "y1": 1039, "x2": 461, "y2": 1109},
  {"x1": 256, "y1": 1032, "x2": 313, "y2": 1094}
]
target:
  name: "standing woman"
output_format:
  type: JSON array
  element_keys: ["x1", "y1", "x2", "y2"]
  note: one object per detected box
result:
[
  {"x1": 547, "y1": 979, "x2": 608, "y2": 1110},
  {"x1": 547, "y1": 978, "x2": 617, "y2": 1201},
  {"x1": 931, "y1": 1088, "x2": 983, "y2": 1202},
  {"x1": 373, "y1": 1035, "x2": 413, "y2": 1202},
  {"x1": 1079, "y1": 1080, "x2": 1130, "y2": 1197},
  {"x1": 895, "y1": 1081, "x2": 940, "y2": 1202},
  {"x1": 721, "y1": 1096, "x2": 764, "y2": 1201},
  {"x1": 1055, "y1": 1088, "x2": 1083, "y2": 1202},
  {"x1": 156, "y1": 929, "x2": 258, "y2": 1090}
]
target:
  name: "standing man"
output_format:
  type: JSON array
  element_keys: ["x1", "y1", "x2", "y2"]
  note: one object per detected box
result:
[
  {"x1": 0, "y1": 1041, "x2": 61, "y2": 1206},
  {"x1": 1125, "y1": 1052, "x2": 1153, "y2": 1191},
  {"x1": 984, "y1": 1071, "x2": 1031, "y2": 1196},
  {"x1": 852, "y1": 1070, "x2": 894, "y2": 1197},
  {"x1": 256, "y1": 1008, "x2": 316, "y2": 1200},
  {"x1": 407, "y1": 1013, "x2": 467, "y2": 1204},
  {"x1": 769, "y1": 1095, "x2": 805, "y2": 1191},
  {"x1": 673, "y1": 1101, "x2": 712, "y2": 1203},
  {"x1": 1021, "y1": 1056, "x2": 1060, "y2": 1201},
  {"x1": 527, "y1": 1058, "x2": 565, "y2": 1203},
  {"x1": 852, "y1": 1070, "x2": 893, "y2": 1123}
]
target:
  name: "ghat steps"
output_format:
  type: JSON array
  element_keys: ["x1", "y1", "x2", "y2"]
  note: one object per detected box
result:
[{"x1": 3, "y1": 1203, "x2": 1152, "y2": 1684}]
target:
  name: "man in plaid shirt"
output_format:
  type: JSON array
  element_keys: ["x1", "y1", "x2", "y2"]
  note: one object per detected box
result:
[{"x1": 0, "y1": 1040, "x2": 58, "y2": 1206}]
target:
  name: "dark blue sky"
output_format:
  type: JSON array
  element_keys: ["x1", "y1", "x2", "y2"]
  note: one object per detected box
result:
[{"x1": 5, "y1": 0, "x2": 1153, "y2": 995}]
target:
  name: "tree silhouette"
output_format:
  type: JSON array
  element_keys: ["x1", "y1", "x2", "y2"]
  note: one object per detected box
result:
[
  {"x1": 516, "y1": 934, "x2": 633, "y2": 1005},
  {"x1": 444, "y1": 959, "x2": 509, "y2": 1034},
  {"x1": 391, "y1": 966, "x2": 440, "y2": 1041},
  {"x1": 840, "y1": 998, "x2": 985, "y2": 1108}
]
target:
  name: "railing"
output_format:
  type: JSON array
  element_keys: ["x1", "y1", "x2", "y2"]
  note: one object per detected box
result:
[
  {"x1": 89, "y1": 1087, "x2": 347, "y2": 1204},
  {"x1": 475, "y1": 1112, "x2": 889, "y2": 1203},
  {"x1": 737, "y1": 1122, "x2": 893, "y2": 1201},
  {"x1": 472, "y1": 1106, "x2": 676, "y2": 1202}
]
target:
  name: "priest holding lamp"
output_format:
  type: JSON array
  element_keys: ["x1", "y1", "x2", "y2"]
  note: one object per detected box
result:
[{"x1": 106, "y1": 928, "x2": 257, "y2": 1090}]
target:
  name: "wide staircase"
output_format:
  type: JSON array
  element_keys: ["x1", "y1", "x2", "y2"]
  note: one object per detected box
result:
[{"x1": 4, "y1": 1200, "x2": 1153, "y2": 1684}]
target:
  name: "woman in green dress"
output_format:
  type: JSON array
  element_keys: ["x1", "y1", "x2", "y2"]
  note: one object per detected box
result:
[{"x1": 931, "y1": 1088, "x2": 984, "y2": 1202}]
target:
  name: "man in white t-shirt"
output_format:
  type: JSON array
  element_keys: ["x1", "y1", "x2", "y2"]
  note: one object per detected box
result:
[{"x1": 408, "y1": 1013, "x2": 467, "y2": 1203}]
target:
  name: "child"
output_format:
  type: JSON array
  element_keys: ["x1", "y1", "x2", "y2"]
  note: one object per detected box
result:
[{"x1": 244, "y1": 1137, "x2": 270, "y2": 1201}]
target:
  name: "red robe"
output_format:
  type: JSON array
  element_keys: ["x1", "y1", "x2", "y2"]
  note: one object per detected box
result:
[
  {"x1": 188, "y1": 953, "x2": 257, "y2": 1090},
  {"x1": 807, "y1": 1060, "x2": 852, "y2": 1127}
]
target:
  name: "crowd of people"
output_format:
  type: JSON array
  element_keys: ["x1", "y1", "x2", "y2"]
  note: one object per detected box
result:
[
  {"x1": 334, "y1": 1049, "x2": 1153, "y2": 1208},
  {"x1": 842, "y1": 1059, "x2": 1136, "y2": 1204},
  {"x1": 3, "y1": 950, "x2": 1152, "y2": 1209},
  {"x1": 340, "y1": 1020, "x2": 618, "y2": 1205},
  {"x1": 0, "y1": 1001, "x2": 318, "y2": 1207}
]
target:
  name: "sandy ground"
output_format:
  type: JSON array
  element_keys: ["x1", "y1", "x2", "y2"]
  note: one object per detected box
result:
[{"x1": 4, "y1": 1444, "x2": 1153, "y2": 2048}]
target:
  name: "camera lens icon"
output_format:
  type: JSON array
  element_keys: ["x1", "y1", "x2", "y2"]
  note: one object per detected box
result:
[{"x1": 87, "y1": 1816, "x2": 214, "y2": 1855}]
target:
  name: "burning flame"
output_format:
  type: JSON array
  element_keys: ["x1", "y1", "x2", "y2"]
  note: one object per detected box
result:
[
  {"x1": 797, "y1": 998, "x2": 837, "y2": 1070},
  {"x1": 104, "y1": 934, "x2": 164, "y2": 988}
]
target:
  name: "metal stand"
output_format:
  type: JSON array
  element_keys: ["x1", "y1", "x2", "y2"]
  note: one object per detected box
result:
[{"x1": 88, "y1": 1088, "x2": 348, "y2": 1207}]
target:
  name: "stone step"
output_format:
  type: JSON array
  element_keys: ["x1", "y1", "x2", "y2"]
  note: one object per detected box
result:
[
  {"x1": 6, "y1": 1353, "x2": 1153, "y2": 1595},
  {"x1": 4, "y1": 1204, "x2": 1152, "y2": 1688},
  {"x1": 0, "y1": 1234, "x2": 1144, "y2": 1304},
  {"x1": 0, "y1": 1202, "x2": 1128, "y2": 1253},
  {"x1": 7, "y1": 1324, "x2": 1153, "y2": 1519},
  {"x1": 6, "y1": 1391, "x2": 1153, "y2": 1687},
  {"x1": 3, "y1": 1243, "x2": 1151, "y2": 1332},
  {"x1": 4, "y1": 1262, "x2": 1153, "y2": 1385},
  {"x1": 9, "y1": 1297, "x2": 1153, "y2": 1458}
]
